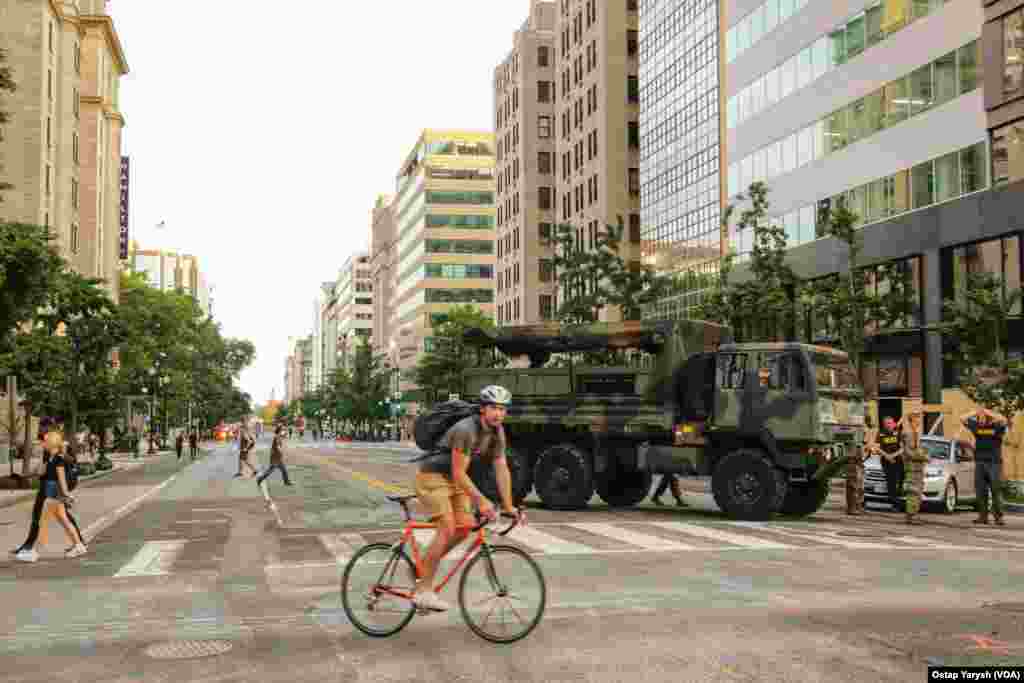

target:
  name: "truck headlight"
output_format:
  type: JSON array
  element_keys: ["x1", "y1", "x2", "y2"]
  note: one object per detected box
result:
[{"x1": 926, "y1": 466, "x2": 943, "y2": 478}]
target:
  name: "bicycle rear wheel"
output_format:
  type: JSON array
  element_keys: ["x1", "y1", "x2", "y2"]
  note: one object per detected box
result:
[
  {"x1": 341, "y1": 542, "x2": 417, "y2": 637},
  {"x1": 458, "y1": 544, "x2": 546, "y2": 643}
]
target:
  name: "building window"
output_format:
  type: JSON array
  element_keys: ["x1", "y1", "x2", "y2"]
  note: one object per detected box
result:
[
  {"x1": 538, "y1": 115, "x2": 552, "y2": 138},
  {"x1": 74, "y1": 43, "x2": 81, "y2": 74},
  {"x1": 1005, "y1": 9, "x2": 1024, "y2": 95},
  {"x1": 627, "y1": 76, "x2": 639, "y2": 103},
  {"x1": 45, "y1": 165, "x2": 51, "y2": 196},
  {"x1": 70, "y1": 224, "x2": 79, "y2": 254},
  {"x1": 992, "y1": 122, "x2": 1024, "y2": 187},
  {"x1": 629, "y1": 214, "x2": 641, "y2": 244},
  {"x1": 539, "y1": 222, "x2": 552, "y2": 242},
  {"x1": 627, "y1": 30, "x2": 638, "y2": 56},
  {"x1": 628, "y1": 121, "x2": 639, "y2": 148},
  {"x1": 539, "y1": 259, "x2": 555, "y2": 283},
  {"x1": 73, "y1": 133, "x2": 79, "y2": 163},
  {"x1": 951, "y1": 235, "x2": 1022, "y2": 315},
  {"x1": 72, "y1": 179, "x2": 78, "y2": 209},
  {"x1": 539, "y1": 186, "x2": 552, "y2": 210},
  {"x1": 538, "y1": 80, "x2": 552, "y2": 103},
  {"x1": 540, "y1": 294, "x2": 554, "y2": 320},
  {"x1": 48, "y1": 70, "x2": 53, "y2": 101},
  {"x1": 538, "y1": 45, "x2": 550, "y2": 67},
  {"x1": 538, "y1": 151, "x2": 552, "y2": 174},
  {"x1": 628, "y1": 168, "x2": 640, "y2": 195}
]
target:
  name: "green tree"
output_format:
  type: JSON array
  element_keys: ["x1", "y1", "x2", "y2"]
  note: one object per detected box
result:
[
  {"x1": 941, "y1": 272, "x2": 1024, "y2": 420},
  {"x1": 116, "y1": 270, "x2": 254, "y2": 434},
  {"x1": 0, "y1": 223, "x2": 64, "y2": 354},
  {"x1": 547, "y1": 216, "x2": 677, "y2": 324},
  {"x1": 412, "y1": 304, "x2": 501, "y2": 404},
  {"x1": 802, "y1": 197, "x2": 916, "y2": 380},
  {"x1": 0, "y1": 47, "x2": 16, "y2": 201},
  {"x1": 694, "y1": 183, "x2": 800, "y2": 342}
]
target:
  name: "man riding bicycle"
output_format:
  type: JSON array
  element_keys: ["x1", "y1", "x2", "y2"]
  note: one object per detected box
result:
[{"x1": 411, "y1": 385, "x2": 524, "y2": 612}]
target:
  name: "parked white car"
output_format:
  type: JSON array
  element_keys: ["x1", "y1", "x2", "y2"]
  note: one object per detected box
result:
[{"x1": 864, "y1": 436, "x2": 977, "y2": 513}]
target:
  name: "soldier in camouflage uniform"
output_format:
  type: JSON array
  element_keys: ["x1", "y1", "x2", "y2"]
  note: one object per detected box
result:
[
  {"x1": 903, "y1": 409, "x2": 928, "y2": 524},
  {"x1": 845, "y1": 443, "x2": 867, "y2": 515}
]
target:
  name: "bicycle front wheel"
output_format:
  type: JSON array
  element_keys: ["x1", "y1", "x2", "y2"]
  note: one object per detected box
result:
[
  {"x1": 458, "y1": 544, "x2": 546, "y2": 643},
  {"x1": 341, "y1": 542, "x2": 417, "y2": 637}
]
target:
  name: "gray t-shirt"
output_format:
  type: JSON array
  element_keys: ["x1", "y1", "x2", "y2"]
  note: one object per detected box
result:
[{"x1": 419, "y1": 415, "x2": 506, "y2": 477}]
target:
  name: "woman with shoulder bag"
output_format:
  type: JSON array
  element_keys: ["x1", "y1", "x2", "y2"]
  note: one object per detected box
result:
[{"x1": 33, "y1": 433, "x2": 87, "y2": 559}]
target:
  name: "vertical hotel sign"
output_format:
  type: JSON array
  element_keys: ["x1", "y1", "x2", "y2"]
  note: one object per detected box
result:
[{"x1": 119, "y1": 156, "x2": 130, "y2": 260}]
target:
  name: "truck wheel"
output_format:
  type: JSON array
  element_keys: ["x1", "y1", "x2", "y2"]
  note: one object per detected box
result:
[
  {"x1": 778, "y1": 479, "x2": 830, "y2": 517},
  {"x1": 711, "y1": 450, "x2": 785, "y2": 521},
  {"x1": 533, "y1": 444, "x2": 594, "y2": 510},
  {"x1": 596, "y1": 468, "x2": 653, "y2": 508},
  {"x1": 468, "y1": 446, "x2": 534, "y2": 504}
]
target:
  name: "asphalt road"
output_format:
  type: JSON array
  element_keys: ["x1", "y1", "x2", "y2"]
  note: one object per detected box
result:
[{"x1": 1, "y1": 435, "x2": 1022, "y2": 682}]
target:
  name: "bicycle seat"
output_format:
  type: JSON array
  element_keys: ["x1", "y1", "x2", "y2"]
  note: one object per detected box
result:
[{"x1": 386, "y1": 494, "x2": 418, "y2": 503}]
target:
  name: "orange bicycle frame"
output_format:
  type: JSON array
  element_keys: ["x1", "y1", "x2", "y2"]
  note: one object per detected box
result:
[{"x1": 376, "y1": 520, "x2": 488, "y2": 601}]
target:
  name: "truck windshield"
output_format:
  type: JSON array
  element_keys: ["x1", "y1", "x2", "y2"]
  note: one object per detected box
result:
[{"x1": 811, "y1": 353, "x2": 859, "y2": 390}]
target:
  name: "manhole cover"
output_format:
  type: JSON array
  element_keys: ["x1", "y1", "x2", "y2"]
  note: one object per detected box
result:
[
  {"x1": 985, "y1": 602, "x2": 1024, "y2": 614},
  {"x1": 836, "y1": 531, "x2": 884, "y2": 538},
  {"x1": 144, "y1": 640, "x2": 233, "y2": 660}
]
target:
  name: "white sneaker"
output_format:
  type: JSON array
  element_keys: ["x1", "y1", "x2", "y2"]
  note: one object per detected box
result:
[
  {"x1": 412, "y1": 592, "x2": 451, "y2": 612},
  {"x1": 15, "y1": 549, "x2": 39, "y2": 563},
  {"x1": 65, "y1": 544, "x2": 88, "y2": 558}
]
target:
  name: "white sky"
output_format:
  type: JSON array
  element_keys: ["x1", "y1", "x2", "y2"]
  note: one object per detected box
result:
[{"x1": 113, "y1": 1, "x2": 531, "y2": 405}]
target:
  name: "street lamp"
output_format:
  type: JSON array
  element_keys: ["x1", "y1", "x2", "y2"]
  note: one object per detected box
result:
[{"x1": 145, "y1": 351, "x2": 168, "y2": 454}]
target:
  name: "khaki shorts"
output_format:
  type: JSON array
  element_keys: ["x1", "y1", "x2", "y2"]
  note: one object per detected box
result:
[{"x1": 414, "y1": 472, "x2": 474, "y2": 528}]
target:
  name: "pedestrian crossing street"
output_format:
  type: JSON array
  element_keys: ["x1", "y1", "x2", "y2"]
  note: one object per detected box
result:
[{"x1": 108, "y1": 519, "x2": 1024, "y2": 585}]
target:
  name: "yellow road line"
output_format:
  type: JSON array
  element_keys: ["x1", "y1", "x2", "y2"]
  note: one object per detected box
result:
[{"x1": 297, "y1": 448, "x2": 411, "y2": 495}]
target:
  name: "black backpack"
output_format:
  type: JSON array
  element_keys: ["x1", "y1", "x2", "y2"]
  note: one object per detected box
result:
[{"x1": 412, "y1": 400, "x2": 476, "y2": 453}]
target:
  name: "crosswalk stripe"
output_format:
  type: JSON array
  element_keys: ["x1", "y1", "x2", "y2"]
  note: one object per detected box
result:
[
  {"x1": 649, "y1": 522, "x2": 794, "y2": 549},
  {"x1": 114, "y1": 540, "x2": 188, "y2": 578},
  {"x1": 733, "y1": 524, "x2": 895, "y2": 549},
  {"x1": 317, "y1": 533, "x2": 367, "y2": 565},
  {"x1": 507, "y1": 525, "x2": 597, "y2": 555},
  {"x1": 568, "y1": 523, "x2": 697, "y2": 551},
  {"x1": 889, "y1": 536, "x2": 963, "y2": 550}
]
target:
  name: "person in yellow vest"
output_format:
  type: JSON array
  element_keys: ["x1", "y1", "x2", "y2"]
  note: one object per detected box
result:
[
  {"x1": 903, "y1": 408, "x2": 928, "y2": 525},
  {"x1": 869, "y1": 416, "x2": 905, "y2": 509},
  {"x1": 961, "y1": 407, "x2": 1009, "y2": 526}
]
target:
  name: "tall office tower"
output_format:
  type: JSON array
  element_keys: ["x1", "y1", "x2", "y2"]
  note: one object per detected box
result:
[
  {"x1": 494, "y1": 0, "x2": 559, "y2": 326},
  {"x1": 369, "y1": 195, "x2": 396, "y2": 356},
  {"x1": 388, "y1": 129, "x2": 496, "y2": 404},
  {"x1": 0, "y1": 0, "x2": 129, "y2": 301},
  {"x1": 551, "y1": 0, "x2": 643, "y2": 322},
  {"x1": 336, "y1": 253, "x2": 374, "y2": 371},
  {"x1": 724, "y1": 0, "x2": 1020, "y2": 410},
  {"x1": 638, "y1": 0, "x2": 724, "y2": 318}
]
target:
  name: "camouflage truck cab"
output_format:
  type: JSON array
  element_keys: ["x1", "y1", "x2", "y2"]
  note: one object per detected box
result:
[{"x1": 460, "y1": 320, "x2": 865, "y2": 521}]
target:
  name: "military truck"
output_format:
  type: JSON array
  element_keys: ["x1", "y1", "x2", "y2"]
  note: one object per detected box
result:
[{"x1": 460, "y1": 319, "x2": 865, "y2": 520}]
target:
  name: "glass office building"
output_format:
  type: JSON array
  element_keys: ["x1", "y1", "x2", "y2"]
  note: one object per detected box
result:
[{"x1": 638, "y1": 0, "x2": 723, "y2": 318}]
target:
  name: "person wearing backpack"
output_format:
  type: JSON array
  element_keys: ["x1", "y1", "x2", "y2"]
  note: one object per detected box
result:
[
  {"x1": 234, "y1": 426, "x2": 257, "y2": 478},
  {"x1": 409, "y1": 385, "x2": 525, "y2": 613}
]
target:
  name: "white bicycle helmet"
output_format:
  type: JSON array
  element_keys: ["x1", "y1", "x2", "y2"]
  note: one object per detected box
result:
[{"x1": 479, "y1": 385, "x2": 512, "y2": 406}]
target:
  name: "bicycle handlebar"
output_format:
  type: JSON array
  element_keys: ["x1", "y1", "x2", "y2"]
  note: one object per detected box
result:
[{"x1": 471, "y1": 507, "x2": 523, "y2": 535}]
